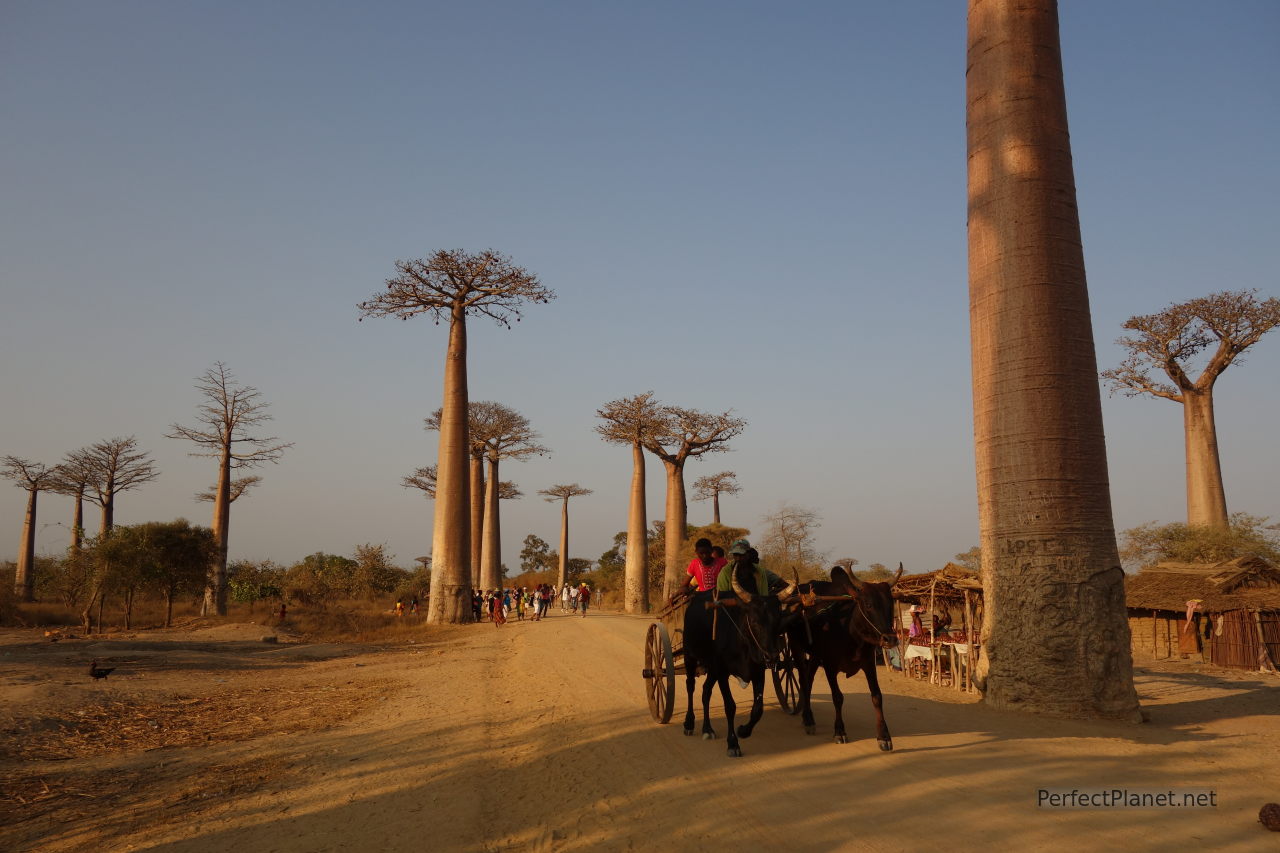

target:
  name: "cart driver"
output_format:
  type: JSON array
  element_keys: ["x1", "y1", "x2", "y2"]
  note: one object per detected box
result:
[{"x1": 672, "y1": 538, "x2": 727, "y2": 604}]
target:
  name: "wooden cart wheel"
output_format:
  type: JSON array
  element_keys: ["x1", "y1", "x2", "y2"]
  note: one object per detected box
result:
[
  {"x1": 644, "y1": 622, "x2": 676, "y2": 724},
  {"x1": 772, "y1": 633, "x2": 801, "y2": 715}
]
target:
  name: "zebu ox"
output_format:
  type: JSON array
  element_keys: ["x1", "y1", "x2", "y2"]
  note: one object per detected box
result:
[
  {"x1": 786, "y1": 565, "x2": 902, "y2": 750},
  {"x1": 681, "y1": 559, "x2": 796, "y2": 757}
]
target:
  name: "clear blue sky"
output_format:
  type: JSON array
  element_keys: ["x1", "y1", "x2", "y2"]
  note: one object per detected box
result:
[{"x1": 2, "y1": 1, "x2": 1277, "y2": 576}]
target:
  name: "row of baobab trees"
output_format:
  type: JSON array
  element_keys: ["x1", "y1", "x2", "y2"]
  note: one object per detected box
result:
[
  {"x1": 357, "y1": 249, "x2": 755, "y2": 621},
  {"x1": 396, "y1": 391, "x2": 748, "y2": 609},
  {"x1": 359, "y1": 2, "x2": 1278, "y2": 725},
  {"x1": 3, "y1": 363, "x2": 291, "y2": 615}
]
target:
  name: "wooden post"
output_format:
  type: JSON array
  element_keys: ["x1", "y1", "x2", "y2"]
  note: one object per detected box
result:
[{"x1": 1151, "y1": 609, "x2": 1157, "y2": 657}]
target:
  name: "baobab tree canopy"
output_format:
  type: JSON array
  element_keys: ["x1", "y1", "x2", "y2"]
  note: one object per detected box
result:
[
  {"x1": 1103, "y1": 290, "x2": 1280, "y2": 402},
  {"x1": 358, "y1": 250, "x2": 555, "y2": 327}
]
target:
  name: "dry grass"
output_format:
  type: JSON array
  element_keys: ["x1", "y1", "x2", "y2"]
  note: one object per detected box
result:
[
  {"x1": 1, "y1": 682, "x2": 384, "y2": 763},
  {"x1": 0, "y1": 756, "x2": 291, "y2": 843}
]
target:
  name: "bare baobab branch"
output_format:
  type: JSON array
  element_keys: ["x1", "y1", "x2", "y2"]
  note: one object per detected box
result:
[
  {"x1": 195, "y1": 475, "x2": 262, "y2": 503},
  {"x1": 403, "y1": 465, "x2": 438, "y2": 499}
]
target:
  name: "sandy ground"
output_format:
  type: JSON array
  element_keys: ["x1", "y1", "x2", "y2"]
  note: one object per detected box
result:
[{"x1": 2, "y1": 610, "x2": 1278, "y2": 852}]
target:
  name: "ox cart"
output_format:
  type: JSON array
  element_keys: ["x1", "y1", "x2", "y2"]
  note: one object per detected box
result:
[{"x1": 641, "y1": 592, "x2": 802, "y2": 723}]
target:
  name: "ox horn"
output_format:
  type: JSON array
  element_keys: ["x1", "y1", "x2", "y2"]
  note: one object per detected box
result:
[
  {"x1": 777, "y1": 568, "x2": 799, "y2": 602},
  {"x1": 731, "y1": 568, "x2": 752, "y2": 603},
  {"x1": 890, "y1": 562, "x2": 904, "y2": 587}
]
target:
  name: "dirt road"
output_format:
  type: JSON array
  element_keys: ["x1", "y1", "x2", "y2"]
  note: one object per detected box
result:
[{"x1": 3, "y1": 610, "x2": 1278, "y2": 851}]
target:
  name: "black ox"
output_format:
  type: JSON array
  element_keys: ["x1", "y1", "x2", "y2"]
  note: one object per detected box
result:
[
  {"x1": 786, "y1": 564, "x2": 901, "y2": 750},
  {"x1": 680, "y1": 560, "x2": 796, "y2": 757}
]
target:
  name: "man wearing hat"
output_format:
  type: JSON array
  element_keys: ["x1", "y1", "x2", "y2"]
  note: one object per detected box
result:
[{"x1": 715, "y1": 539, "x2": 783, "y2": 598}]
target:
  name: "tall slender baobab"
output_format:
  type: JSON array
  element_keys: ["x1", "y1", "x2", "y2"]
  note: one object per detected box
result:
[
  {"x1": 539, "y1": 484, "x2": 594, "y2": 588},
  {"x1": 596, "y1": 392, "x2": 667, "y2": 614},
  {"x1": 75, "y1": 437, "x2": 159, "y2": 538},
  {"x1": 2, "y1": 457, "x2": 58, "y2": 601},
  {"x1": 644, "y1": 406, "x2": 746, "y2": 599},
  {"x1": 48, "y1": 452, "x2": 94, "y2": 550},
  {"x1": 168, "y1": 363, "x2": 292, "y2": 616},
  {"x1": 475, "y1": 404, "x2": 547, "y2": 590},
  {"x1": 967, "y1": 0, "x2": 1140, "y2": 719},
  {"x1": 1103, "y1": 289, "x2": 1280, "y2": 529},
  {"x1": 692, "y1": 471, "x2": 741, "y2": 525},
  {"x1": 360, "y1": 250, "x2": 554, "y2": 623}
]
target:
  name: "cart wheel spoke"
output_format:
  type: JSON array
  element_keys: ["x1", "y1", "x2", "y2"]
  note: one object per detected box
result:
[{"x1": 773, "y1": 634, "x2": 802, "y2": 715}]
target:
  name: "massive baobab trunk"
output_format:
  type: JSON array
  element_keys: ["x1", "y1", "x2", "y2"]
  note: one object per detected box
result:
[
  {"x1": 660, "y1": 461, "x2": 688, "y2": 600},
  {"x1": 626, "y1": 443, "x2": 649, "y2": 613},
  {"x1": 967, "y1": 0, "x2": 1140, "y2": 720},
  {"x1": 469, "y1": 452, "x2": 485, "y2": 587},
  {"x1": 1183, "y1": 390, "x2": 1229, "y2": 528},
  {"x1": 480, "y1": 456, "x2": 501, "y2": 591},
  {"x1": 428, "y1": 307, "x2": 473, "y2": 622},
  {"x1": 15, "y1": 489, "x2": 37, "y2": 601},
  {"x1": 711, "y1": 492, "x2": 721, "y2": 525}
]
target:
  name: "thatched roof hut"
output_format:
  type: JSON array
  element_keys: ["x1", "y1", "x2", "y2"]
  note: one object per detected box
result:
[
  {"x1": 1124, "y1": 556, "x2": 1280, "y2": 672},
  {"x1": 1124, "y1": 556, "x2": 1280, "y2": 612}
]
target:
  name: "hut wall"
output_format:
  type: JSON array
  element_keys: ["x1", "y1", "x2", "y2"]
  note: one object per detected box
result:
[
  {"x1": 1128, "y1": 612, "x2": 1181, "y2": 660},
  {"x1": 1131, "y1": 608, "x2": 1280, "y2": 670}
]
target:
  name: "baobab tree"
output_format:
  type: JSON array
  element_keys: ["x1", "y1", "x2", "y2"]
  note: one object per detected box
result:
[
  {"x1": 359, "y1": 250, "x2": 554, "y2": 623},
  {"x1": 476, "y1": 404, "x2": 548, "y2": 591},
  {"x1": 643, "y1": 406, "x2": 746, "y2": 599},
  {"x1": 75, "y1": 437, "x2": 159, "y2": 538},
  {"x1": 1102, "y1": 289, "x2": 1280, "y2": 529},
  {"x1": 168, "y1": 363, "x2": 292, "y2": 616},
  {"x1": 48, "y1": 452, "x2": 94, "y2": 550},
  {"x1": 967, "y1": 0, "x2": 1140, "y2": 719},
  {"x1": 692, "y1": 471, "x2": 741, "y2": 525},
  {"x1": 595, "y1": 392, "x2": 667, "y2": 613},
  {"x1": 539, "y1": 484, "x2": 593, "y2": 589},
  {"x1": 2, "y1": 457, "x2": 58, "y2": 601}
]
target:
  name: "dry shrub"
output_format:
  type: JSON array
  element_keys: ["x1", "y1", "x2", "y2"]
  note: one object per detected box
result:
[{"x1": 284, "y1": 600, "x2": 437, "y2": 643}]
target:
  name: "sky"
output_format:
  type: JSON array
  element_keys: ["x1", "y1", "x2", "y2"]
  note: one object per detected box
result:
[{"x1": 2, "y1": 1, "x2": 1277, "y2": 579}]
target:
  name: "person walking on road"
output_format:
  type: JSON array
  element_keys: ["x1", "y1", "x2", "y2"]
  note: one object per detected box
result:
[{"x1": 578, "y1": 582, "x2": 591, "y2": 617}]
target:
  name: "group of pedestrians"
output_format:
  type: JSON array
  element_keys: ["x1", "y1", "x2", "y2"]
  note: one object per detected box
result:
[{"x1": 470, "y1": 582, "x2": 593, "y2": 627}]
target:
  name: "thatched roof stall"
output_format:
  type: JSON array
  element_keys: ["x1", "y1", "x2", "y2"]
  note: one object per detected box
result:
[
  {"x1": 1124, "y1": 556, "x2": 1280, "y2": 673},
  {"x1": 888, "y1": 564, "x2": 985, "y2": 691},
  {"x1": 893, "y1": 563, "x2": 983, "y2": 604}
]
